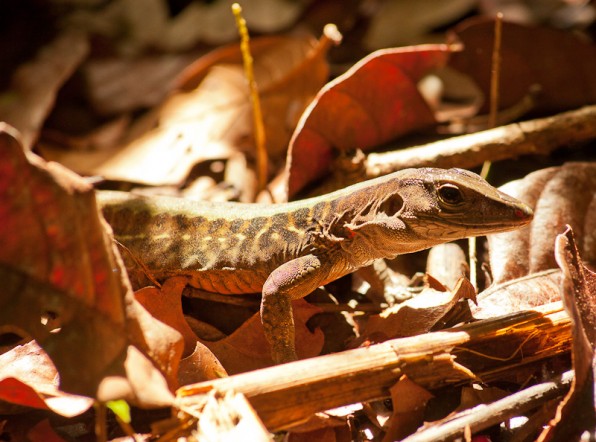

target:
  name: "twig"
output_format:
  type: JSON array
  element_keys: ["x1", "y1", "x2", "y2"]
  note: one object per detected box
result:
[
  {"x1": 232, "y1": 3, "x2": 268, "y2": 193},
  {"x1": 177, "y1": 302, "x2": 570, "y2": 432},
  {"x1": 471, "y1": 13, "x2": 503, "y2": 290},
  {"x1": 401, "y1": 371, "x2": 573, "y2": 442},
  {"x1": 94, "y1": 402, "x2": 107, "y2": 442},
  {"x1": 365, "y1": 105, "x2": 596, "y2": 178},
  {"x1": 488, "y1": 12, "x2": 504, "y2": 132}
]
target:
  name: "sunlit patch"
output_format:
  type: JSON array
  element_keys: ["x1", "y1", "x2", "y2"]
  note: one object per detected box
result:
[{"x1": 151, "y1": 233, "x2": 170, "y2": 240}]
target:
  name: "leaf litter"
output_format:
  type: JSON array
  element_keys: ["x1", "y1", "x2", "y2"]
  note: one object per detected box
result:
[{"x1": 1, "y1": 2, "x2": 595, "y2": 440}]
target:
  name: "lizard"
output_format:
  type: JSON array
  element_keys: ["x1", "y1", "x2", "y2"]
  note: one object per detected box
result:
[{"x1": 96, "y1": 167, "x2": 533, "y2": 364}]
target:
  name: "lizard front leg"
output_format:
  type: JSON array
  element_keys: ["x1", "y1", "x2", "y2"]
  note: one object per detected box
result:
[{"x1": 261, "y1": 254, "x2": 331, "y2": 364}]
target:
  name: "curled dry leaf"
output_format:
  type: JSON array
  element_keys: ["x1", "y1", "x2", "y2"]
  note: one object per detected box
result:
[
  {"x1": 287, "y1": 44, "x2": 455, "y2": 198},
  {"x1": 0, "y1": 124, "x2": 178, "y2": 406},
  {"x1": 177, "y1": 341, "x2": 228, "y2": 387},
  {"x1": 42, "y1": 31, "x2": 334, "y2": 187},
  {"x1": 449, "y1": 18, "x2": 596, "y2": 115},
  {"x1": 538, "y1": 227, "x2": 596, "y2": 440}
]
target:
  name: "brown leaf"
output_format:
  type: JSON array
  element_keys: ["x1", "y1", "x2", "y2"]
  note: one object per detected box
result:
[
  {"x1": 134, "y1": 278, "x2": 198, "y2": 356},
  {"x1": 0, "y1": 31, "x2": 88, "y2": 149},
  {"x1": 0, "y1": 340, "x2": 93, "y2": 417},
  {"x1": 0, "y1": 125, "x2": 178, "y2": 405},
  {"x1": 362, "y1": 278, "x2": 470, "y2": 340},
  {"x1": 287, "y1": 44, "x2": 455, "y2": 198},
  {"x1": 177, "y1": 341, "x2": 228, "y2": 386},
  {"x1": 204, "y1": 299, "x2": 324, "y2": 374},
  {"x1": 42, "y1": 32, "x2": 332, "y2": 187},
  {"x1": 382, "y1": 376, "x2": 434, "y2": 441},
  {"x1": 538, "y1": 227, "x2": 596, "y2": 440},
  {"x1": 473, "y1": 271, "x2": 561, "y2": 319},
  {"x1": 449, "y1": 18, "x2": 596, "y2": 115},
  {"x1": 133, "y1": 278, "x2": 228, "y2": 384},
  {"x1": 488, "y1": 163, "x2": 596, "y2": 285}
]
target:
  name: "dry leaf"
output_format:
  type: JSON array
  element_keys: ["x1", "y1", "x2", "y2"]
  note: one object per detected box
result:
[
  {"x1": 0, "y1": 341, "x2": 93, "y2": 417},
  {"x1": 473, "y1": 271, "x2": 561, "y2": 319},
  {"x1": 449, "y1": 18, "x2": 596, "y2": 115},
  {"x1": 204, "y1": 299, "x2": 324, "y2": 374},
  {"x1": 362, "y1": 278, "x2": 472, "y2": 340},
  {"x1": 177, "y1": 341, "x2": 228, "y2": 386},
  {"x1": 134, "y1": 278, "x2": 198, "y2": 356},
  {"x1": 42, "y1": 32, "x2": 332, "y2": 187},
  {"x1": 0, "y1": 124, "x2": 178, "y2": 405},
  {"x1": 365, "y1": 0, "x2": 476, "y2": 48},
  {"x1": 287, "y1": 44, "x2": 455, "y2": 198},
  {"x1": 192, "y1": 389, "x2": 270, "y2": 442},
  {"x1": 382, "y1": 376, "x2": 434, "y2": 441},
  {"x1": 488, "y1": 163, "x2": 596, "y2": 285},
  {"x1": 538, "y1": 227, "x2": 596, "y2": 440},
  {"x1": 133, "y1": 278, "x2": 228, "y2": 384},
  {"x1": 83, "y1": 53, "x2": 199, "y2": 115},
  {"x1": 0, "y1": 31, "x2": 88, "y2": 149}
]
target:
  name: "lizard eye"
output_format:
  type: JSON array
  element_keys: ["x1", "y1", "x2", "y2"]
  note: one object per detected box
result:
[{"x1": 438, "y1": 184, "x2": 464, "y2": 206}]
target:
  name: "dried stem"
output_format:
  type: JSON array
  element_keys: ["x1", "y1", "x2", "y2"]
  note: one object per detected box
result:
[
  {"x1": 232, "y1": 3, "x2": 268, "y2": 193},
  {"x1": 177, "y1": 302, "x2": 570, "y2": 432}
]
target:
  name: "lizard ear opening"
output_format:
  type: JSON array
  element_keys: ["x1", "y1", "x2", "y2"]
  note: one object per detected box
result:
[{"x1": 378, "y1": 194, "x2": 404, "y2": 217}]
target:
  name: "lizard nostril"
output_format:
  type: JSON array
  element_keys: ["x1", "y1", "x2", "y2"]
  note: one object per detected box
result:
[{"x1": 514, "y1": 206, "x2": 533, "y2": 219}]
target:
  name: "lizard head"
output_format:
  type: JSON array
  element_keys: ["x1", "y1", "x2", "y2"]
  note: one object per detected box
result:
[{"x1": 341, "y1": 168, "x2": 533, "y2": 261}]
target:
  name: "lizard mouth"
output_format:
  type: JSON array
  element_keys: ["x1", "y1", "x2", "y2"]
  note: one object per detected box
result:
[
  {"x1": 411, "y1": 206, "x2": 533, "y2": 238},
  {"x1": 441, "y1": 218, "x2": 532, "y2": 236}
]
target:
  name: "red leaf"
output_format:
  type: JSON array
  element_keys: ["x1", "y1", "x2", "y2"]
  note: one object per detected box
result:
[{"x1": 287, "y1": 44, "x2": 454, "y2": 197}]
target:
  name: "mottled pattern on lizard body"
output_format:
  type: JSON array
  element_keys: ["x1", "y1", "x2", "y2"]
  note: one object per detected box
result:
[{"x1": 98, "y1": 168, "x2": 534, "y2": 363}]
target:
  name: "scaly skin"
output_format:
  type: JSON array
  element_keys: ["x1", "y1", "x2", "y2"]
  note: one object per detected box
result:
[{"x1": 97, "y1": 168, "x2": 533, "y2": 363}]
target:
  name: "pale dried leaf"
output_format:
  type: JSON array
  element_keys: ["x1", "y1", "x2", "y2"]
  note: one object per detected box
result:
[
  {"x1": 0, "y1": 31, "x2": 88, "y2": 149},
  {"x1": 43, "y1": 34, "x2": 327, "y2": 187},
  {"x1": 488, "y1": 163, "x2": 596, "y2": 285},
  {"x1": 365, "y1": 0, "x2": 476, "y2": 48},
  {"x1": 473, "y1": 271, "x2": 561, "y2": 318},
  {"x1": 363, "y1": 282, "x2": 468, "y2": 339},
  {"x1": 0, "y1": 341, "x2": 93, "y2": 417}
]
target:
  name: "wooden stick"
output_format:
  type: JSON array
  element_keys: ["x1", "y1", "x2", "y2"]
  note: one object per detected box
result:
[
  {"x1": 365, "y1": 105, "x2": 596, "y2": 178},
  {"x1": 177, "y1": 302, "x2": 570, "y2": 432},
  {"x1": 401, "y1": 371, "x2": 573, "y2": 442}
]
